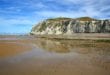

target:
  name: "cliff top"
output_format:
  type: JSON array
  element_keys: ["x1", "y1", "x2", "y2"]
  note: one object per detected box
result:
[
  {"x1": 76, "y1": 17, "x2": 97, "y2": 21},
  {"x1": 46, "y1": 17, "x2": 97, "y2": 21},
  {"x1": 47, "y1": 17, "x2": 72, "y2": 21}
]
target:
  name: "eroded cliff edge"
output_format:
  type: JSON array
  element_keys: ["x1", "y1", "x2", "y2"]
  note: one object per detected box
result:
[{"x1": 30, "y1": 17, "x2": 110, "y2": 35}]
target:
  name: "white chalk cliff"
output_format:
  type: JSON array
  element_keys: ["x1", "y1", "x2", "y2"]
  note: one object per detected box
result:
[{"x1": 30, "y1": 17, "x2": 110, "y2": 35}]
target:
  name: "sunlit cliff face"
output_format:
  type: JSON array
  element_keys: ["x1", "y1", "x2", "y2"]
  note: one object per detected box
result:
[{"x1": 31, "y1": 17, "x2": 110, "y2": 35}]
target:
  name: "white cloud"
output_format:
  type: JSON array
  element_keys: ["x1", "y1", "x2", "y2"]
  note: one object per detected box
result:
[
  {"x1": 35, "y1": 9, "x2": 100, "y2": 19},
  {"x1": 2, "y1": 0, "x2": 110, "y2": 18},
  {"x1": 0, "y1": 18, "x2": 34, "y2": 26},
  {"x1": 50, "y1": 0, "x2": 110, "y2": 18}
]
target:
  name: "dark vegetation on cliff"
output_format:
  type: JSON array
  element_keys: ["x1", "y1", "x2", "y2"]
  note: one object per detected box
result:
[
  {"x1": 47, "y1": 17, "x2": 72, "y2": 21},
  {"x1": 47, "y1": 17, "x2": 97, "y2": 21},
  {"x1": 76, "y1": 17, "x2": 97, "y2": 21}
]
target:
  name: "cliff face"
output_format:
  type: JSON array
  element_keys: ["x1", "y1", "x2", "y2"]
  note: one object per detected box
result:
[{"x1": 30, "y1": 17, "x2": 110, "y2": 35}]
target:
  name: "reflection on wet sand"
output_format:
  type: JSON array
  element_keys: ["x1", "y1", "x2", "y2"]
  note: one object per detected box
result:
[
  {"x1": 0, "y1": 35, "x2": 110, "y2": 75},
  {"x1": 34, "y1": 38, "x2": 110, "y2": 55}
]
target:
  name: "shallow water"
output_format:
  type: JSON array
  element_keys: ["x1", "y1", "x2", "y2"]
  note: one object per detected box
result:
[{"x1": 0, "y1": 35, "x2": 110, "y2": 75}]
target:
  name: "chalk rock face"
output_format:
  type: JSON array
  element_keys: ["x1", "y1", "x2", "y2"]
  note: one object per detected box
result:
[{"x1": 30, "y1": 17, "x2": 110, "y2": 35}]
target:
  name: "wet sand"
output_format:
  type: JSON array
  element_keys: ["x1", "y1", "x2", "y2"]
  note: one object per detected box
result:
[
  {"x1": 0, "y1": 35, "x2": 110, "y2": 75},
  {"x1": 35, "y1": 33, "x2": 110, "y2": 40}
]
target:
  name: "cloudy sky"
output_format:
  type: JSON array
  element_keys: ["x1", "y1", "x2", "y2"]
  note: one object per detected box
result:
[{"x1": 0, "y1": 0, "x2": 110, "y2": 33}]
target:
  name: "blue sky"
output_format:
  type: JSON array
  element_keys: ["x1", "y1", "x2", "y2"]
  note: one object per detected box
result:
[{"x1": 0, "y1": 0, "x2": 110, "y2": 34}]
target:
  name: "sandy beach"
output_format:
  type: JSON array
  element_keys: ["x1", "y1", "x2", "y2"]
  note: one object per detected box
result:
[{"x1": 0, "y1": 35, "x2": 110, "y2": 75}]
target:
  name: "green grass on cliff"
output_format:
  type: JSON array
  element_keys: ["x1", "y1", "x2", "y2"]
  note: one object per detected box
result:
[
  {"x1": 39, "y1": 22, "x2": 47, "y2": 32},
  {"x1": 76, "y1": 17, "x2": 97, "y2": 21},
  {"x1": 46, "y1": 17, "x2": 97, "y2": 21},
  {"x1": 47, "y1": 17, "x2": 72, "y2": 21}
]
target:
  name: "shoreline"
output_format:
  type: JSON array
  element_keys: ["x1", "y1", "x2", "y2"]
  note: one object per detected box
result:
[{"x1": 31, "y1": 33, "x2": 110, "y2": 40}]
